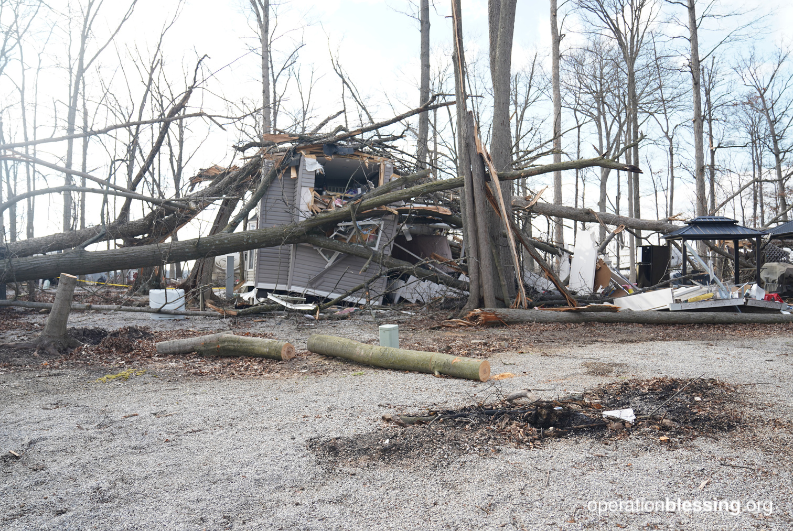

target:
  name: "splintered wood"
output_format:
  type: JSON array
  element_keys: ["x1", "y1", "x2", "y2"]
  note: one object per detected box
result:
[{"x1": 465, "y1": 309, "x2": 507, "y2": 327}]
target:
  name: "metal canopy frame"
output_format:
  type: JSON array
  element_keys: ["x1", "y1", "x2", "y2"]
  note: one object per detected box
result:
[{"x1": 663, "y1": 217, "x2": 766, "y2": 285}]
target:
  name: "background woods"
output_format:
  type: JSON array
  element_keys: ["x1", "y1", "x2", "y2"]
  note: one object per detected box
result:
[{"x1": 0, "y1": 0, "x2": 788, "y2": 306}]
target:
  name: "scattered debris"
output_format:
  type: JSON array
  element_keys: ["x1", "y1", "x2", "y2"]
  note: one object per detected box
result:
[{"x1": 602, "y1": 408, "x2": 636, "y2": 423}]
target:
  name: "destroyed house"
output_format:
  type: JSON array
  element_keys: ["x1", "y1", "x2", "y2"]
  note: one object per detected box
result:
[{"x1": 243, "y1": 147, "x2": 399, "y2": 304}]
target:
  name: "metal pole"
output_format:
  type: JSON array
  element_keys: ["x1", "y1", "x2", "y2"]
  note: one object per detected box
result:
[
  {"x1": 0, "y1": 247, "x2": 5, "y2": 300},
  {"x1": 681, "y1": 241, "x2": 687, "y2": 277},
  {"x1": 226, "y1": 256, "x2": 234, "y2": 299},
  {"x1": 733, "y1": 239, "x2": 739, "y2": 285}
]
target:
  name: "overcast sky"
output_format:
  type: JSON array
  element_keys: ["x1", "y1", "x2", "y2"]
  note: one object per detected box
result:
[{"x1": 7, "y1": 0, "x2": 793, "y2": 247}]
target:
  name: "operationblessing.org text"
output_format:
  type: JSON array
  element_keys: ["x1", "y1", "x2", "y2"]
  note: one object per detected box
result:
[{"x1": 587, "y1": 498, "x2": 773, "y2": 517}]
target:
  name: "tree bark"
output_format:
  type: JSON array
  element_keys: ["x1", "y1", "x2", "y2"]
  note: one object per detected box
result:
[
  {"x1": 470, "y1": 308, "x2": 793, "y2": 325},
  {"x1": 0, "y1": 299, "x2": 217, "y2": 316},
  {"x1": 467, "y1": 114, "x2": 499, "y2": 307},
  {"x1": 250, "y1": 0, "x2": 271, "y2": 134},
  {"x1": 513, "y1": 198, "x2": 678, "y2": 233},
  {"x1": 156, "y1": 333, "x2": 234, "y2": 355},
  {"x1": 307, "y1": 334, "x2": 490, "y2": 381},
  {"x1": 5, "y1": 155, "x2": 260, "y2": 258},
  {"x1": 451, "y1": 0, "x2": 481, "y2": 309},
  {"x1": 551, "y1": 0, "x2": 564, "y2": 249},
  {"x1": 487, "y1": 0, "x2": 517, "y2": 294},
  {"x1": 197, "y1": 335, "x2": 295, "y2": 361},
  {"x1": 36, "y1": 273, "x2": 81, "y2": 354},
  {"x1": 687, "y1": 0, "x2": 707, "y2": 219},
  {"x1": 417, "y1": 0, "x2": 431, "y2": 168}
]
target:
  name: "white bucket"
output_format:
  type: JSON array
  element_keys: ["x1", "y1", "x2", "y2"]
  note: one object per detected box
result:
[{"x1": 149, "y1": 289, "x2": 186, "y2": 320}]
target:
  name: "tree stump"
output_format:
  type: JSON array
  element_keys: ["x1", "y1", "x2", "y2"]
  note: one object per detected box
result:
[{"x1": 33, "y1": 273, "x2": 82, "y2": 355}]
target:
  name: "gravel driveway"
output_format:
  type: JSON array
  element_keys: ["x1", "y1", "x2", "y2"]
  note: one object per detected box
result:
[{"x1": 2, "y1": 309, "x2": 792, "y2": 530}]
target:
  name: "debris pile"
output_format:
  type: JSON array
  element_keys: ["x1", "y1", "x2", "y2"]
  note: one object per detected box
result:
[{"x1": 309, "y1": 377, "x2": 743, "y2": 468}]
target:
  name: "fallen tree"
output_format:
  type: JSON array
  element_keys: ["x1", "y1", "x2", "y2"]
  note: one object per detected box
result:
[
  {"x1": 307, "y1": 334, "x2": 490, "y2": 381},
  {"x1": 513, "y1": 198, "x2": 680, "y2": 234},
  {"x1": 3, "y1": 158, "x2": 258, "y2": 258},
  {"x1": 470, "y1": 308, "x2": 793, "y2": 325},
  {"x1": 515, "y1": 199, "x2": 758, "y2": 269},
  {"x1": 0, "y1": 299, "x2": 218, "y2": 317},
  {"x1": 0, "y1": 155, "x2": 638, "y2": 283}
]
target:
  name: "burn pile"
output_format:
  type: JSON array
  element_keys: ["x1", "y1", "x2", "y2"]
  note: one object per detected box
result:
[{"x1": 309, "y1": 377, "x2": 743, "y2": 468}]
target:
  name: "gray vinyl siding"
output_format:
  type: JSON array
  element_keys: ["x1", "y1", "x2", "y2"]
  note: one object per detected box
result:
[
  {"x1": 255, "y1": 167, "x2": 296, "y2": 289},
  {"x1": 253, "y1": 154, "x2": 398, "y2": 304},
  {"x1": 289, "y1": 215, "x2": 398, "y2": 303}
]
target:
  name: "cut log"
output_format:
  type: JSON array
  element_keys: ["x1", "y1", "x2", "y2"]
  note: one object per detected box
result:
[
  {"x1": 196, "y1": 335, "x2": 296, "y2": 361},
  {"x1": 470, "y1": 308, "x2": 793, "y2": 325},
  {"x1": 0, "y1": 300, "x2": 218, "y2": 317},
  {"x1": 306, "y1": 334, "x2": 490, "y2": 381},
  {"x1": 155, "y1": 333, "x2": 235, "y2": 355}
]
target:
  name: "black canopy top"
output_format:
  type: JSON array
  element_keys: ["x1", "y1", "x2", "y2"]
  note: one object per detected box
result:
[{"x1": 663, "y1": 216, "x2": 766, "y2": 241}]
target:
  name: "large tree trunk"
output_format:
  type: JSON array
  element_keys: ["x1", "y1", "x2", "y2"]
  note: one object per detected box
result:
[
  {"x1": 6, "y1": 155, "x2": 261, "y2": 259},
  {"x1": 513, "y1": 198, "x2": 678, "y2": 233},
  {"x1": 0, "y1": 299, "x2": 217, "y2": 317},
  {"x1": 687, "y1": 0, "x2": 707, "y2": 219},
  {"x1": 451, "y1": 0, "x2": 482, "y2": 309},
  {"x1": 471, "y1": 308, "x2": 793, "y2": 325},
  {"x1": 156, "y1": 333, "x2": 234, "y2": 355},
  {"x1": 307, "y1": 334, "x2": 490, "y2": 381},
  {"x1": 417, "y1": 0, "x2": 431, "y2": 168},
  {"x1": 467, "y1": 114, "x2": 499, "y2": 307},
  {"x1": 550, "y1": 0, "x2": 564, "y2": 250},
  {"x1": 488, "y1": 0, "x2": 517, "y2": 296},
  {"x1": 251, "y1": 0, "x2": 271, "y2": 133}
]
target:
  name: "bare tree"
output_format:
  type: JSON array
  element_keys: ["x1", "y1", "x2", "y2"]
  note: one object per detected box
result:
[
  {"x1": 60, "y1": 0, "x2": 137, "y2": 232},
  {"x1": 563, "y1": 38, "x2": 627, "y2": 241},
  {"x1": 551, "y1": 0, "x2": 564, "y2": 249},
  {"x1": 647, "y1": 32, "x2": 686, "y2": 219},
  {"x1": 577, "y1": 0, "x2": 658, "y2": 281},
  {"x1": 417, "y1": 0, "x2": 430, "y2": 168},
  {"x1": 737, "y1": 48, "x2": 793, "y2": 223},
  {"x1": 250, "y1": 0, "x2": 271, "y2": 134},
  {"x1": 488, "y1": 0, "x2": 518, "y2": 296}
]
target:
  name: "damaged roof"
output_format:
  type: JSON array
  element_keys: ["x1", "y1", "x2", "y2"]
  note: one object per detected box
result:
[{"x1": 767, "y1": 220, "x2": 793, "y2": 238}]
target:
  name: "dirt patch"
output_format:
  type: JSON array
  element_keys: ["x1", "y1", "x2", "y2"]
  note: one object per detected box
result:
[
  {"x1": 309, "y1": 377, "x2": 743, "y2": 469},
  {"x1": 309, "y1": 424, "x2": 508, "y2": 470},
  {"x1": 582, "y1": 360, "x2": 627, "y2": 376}
]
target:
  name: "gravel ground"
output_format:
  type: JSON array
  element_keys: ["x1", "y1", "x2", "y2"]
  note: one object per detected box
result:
[{"x1": 2, "y1": 308, "x2": 793, "y2": 530}]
